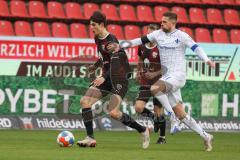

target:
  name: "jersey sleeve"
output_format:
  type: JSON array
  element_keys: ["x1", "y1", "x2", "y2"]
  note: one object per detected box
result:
[
  {"x1": 146, "y1": 30, "x2": 158, "y2": 43},
  {"x1": 181, "y1": 32, "x2": 198, "y2": 51},
  {"x1": 181, "y1": 32, "x2": 210, "y2": 62}
]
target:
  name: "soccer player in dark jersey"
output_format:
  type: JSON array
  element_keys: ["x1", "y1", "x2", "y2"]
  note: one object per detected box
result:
[
  {"x1": 135, "y1": 24, "x2": 166, "y2": 144},
  {"x1": 77, "y1": 11, "x2": 150, "y2": 149}
]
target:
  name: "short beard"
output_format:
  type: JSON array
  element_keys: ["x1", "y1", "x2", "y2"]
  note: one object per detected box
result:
[{"x1": 162, "y1": 28, "x2": 170, "y2": 33}]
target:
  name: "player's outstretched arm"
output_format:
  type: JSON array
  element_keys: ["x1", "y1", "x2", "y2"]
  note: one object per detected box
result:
[
  {"x1": 107, "y1": 33, "x2": 156, "y2": 53},
  {"x1": 183, "y1": 32, "x2": 215, "y2": 68},
  {"x1": 193, "y1": 46, "x2": 215, "y2": 68},
  {"x1": 206, "y1": 60, "x2": 215, "y2": 68},
  {"x1": 106, "y1": 38, "x2": 142, "y2": 53}
]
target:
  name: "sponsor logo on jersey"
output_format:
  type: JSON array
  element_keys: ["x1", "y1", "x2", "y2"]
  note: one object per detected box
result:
[
  {"x1": 144, "y1": 58, "x2": 150, "y2": 68},
  {"x1": 152, "y1": 52, "x2": 158, "y2": 58},
  {"x1": 116, "y1": 84, "x2": 122, "y2": 90},
  {"x1": 175, "y1": 39, "x2": 180, "y2": 44}
]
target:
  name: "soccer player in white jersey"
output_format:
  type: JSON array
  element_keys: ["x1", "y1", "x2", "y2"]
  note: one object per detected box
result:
[{"x1": 107, "y1": 11, "x2": 215, "y2": 152}]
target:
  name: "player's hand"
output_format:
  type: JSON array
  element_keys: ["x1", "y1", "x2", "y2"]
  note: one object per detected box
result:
[
  {"x1": 207, "y1": 60, "x2": 215, "y2": 68},
  {"x1": 93, "y1": 76, "x2": 105, "y2": 87},
  {"x1": 87, "y1": 64, "x2": 97, "y2": 74},
  {"x1": 106, "y1": 42, "x2": 120, "y2": 53},
  {"x1": 144, "y1": 71, "x2": 157, "y2": 80}
]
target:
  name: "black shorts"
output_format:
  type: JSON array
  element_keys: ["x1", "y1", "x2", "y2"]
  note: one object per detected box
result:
[
  {"x1": 94, "y1": 77, "x2": 128, "y2": 99},
  {"x1": 136, "y1": 86, "x2": 162, "y2": 107}
]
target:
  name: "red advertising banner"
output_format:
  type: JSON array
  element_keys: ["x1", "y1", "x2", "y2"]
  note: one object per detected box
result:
[{"x1": 0, "y1": 37, "x2": 138, "y2": 63}]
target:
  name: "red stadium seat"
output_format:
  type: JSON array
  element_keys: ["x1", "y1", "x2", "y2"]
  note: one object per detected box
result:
[
  {"x1": 212, "y1": 28, "x2": 229, "y2": 43},
  {"x1": 137, "y1": 5, "x2": 154, "y2": 22},
  {"x1": 107, "y1": 24, "x2": 124, "y2": 39},
  {"x1": 189, "y1": 8, "x2": 207, "y2": 24},
  {"x1": 184, "y1": 0, "x2": 201, "y2": 3},
  {"x1": 178, "y1": 27, "x2": 193, "y2": 38},
  {"x1": 65, "y1": 2, "x2": 83, "y2": 19},
  {"x1": 195, "y1": 28, "x2": 212, "y2": 42},
  {"x1": 10, "y1": 0, "x2": 28, "y2": 17},
  {"x1": 52, "y1": 23, "x2": 70, "y2": 38},
  {"x1": 169, "y1": 0, "x2": 184, "y2": 2},
  {"x1": 0, "y1": 21, "x2": 14, "y2": 36},
  {"x1": 15, "y1": 21, "x2": 33, "y2": 36},
  {"x1": 150, "y1": 0, "x2": 169, "y2": 1},
  {"x1": 224, "y1": 9, "x2": 240, "y2": 25},
  {"x1": 230, "y1": 29, "x2": 240, "y2": 44},
  {"x1": 0, "y1": 0, "x2": 10, "y2": 16},
  {"x1": 29, "y1": 1, "x2": 47, "y2": 18},
  {"x1": 101, "y1": 4, "x2": 119, "y2": 20},
  {"x1": 236, "y1": 0, "x2": 240, "y2": 5},
  {"x1": 70, "y1": 23, "x2": 88, "y2": 38},
  {"x1": 201, "y1": 0, "x2": 218, "y2": 4},
  {"x1": 171, "y1": 7, "x2": 188, "y2": 23},
  {"x1": 142, "y1": 26, "x2": 148, "y2": 35},
  {"x1": 47, "y1": 2, "x2": 65, "y2": 18},
  {"x1": 124, "y1": 25, "x2": 141, "y2": 40},
  {"x1": 207, "y1": 8, "x2": 223, "y2": 25},
  {"x1": 83, "y1": 3, "x2": 99, "y2": 19},
  {"x1": 219, "y1": 0, "x2": 235, "y2": 5},
  {"x1": 154, "y1": 6, "x2": 169, "y2": 22},
  {"x1": 119, "y1": 5, "x2": 137, "y2": 21},
  {"x1": 89, "y1": 27, "x2": 95, "y2": 38},
  {"x1": 140, "y1": 0, "x2": 166, "y2": 1},
  {"x1": 33, "y1": 22, "x2": 51, "y2": 37}
]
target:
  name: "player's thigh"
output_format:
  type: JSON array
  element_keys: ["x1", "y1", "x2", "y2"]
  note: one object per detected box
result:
[
  {"x1": 161, "y1": 72, "x2": 186, "y2": 92},
  {"x1": 134, "y1": 100, "x2": 146, "y2": 113},
  {"x1": 150, "y1": 80, "x2": 167, "y2": 95},
  {"x1": 80, "y1": 86, "x2": 103, "y2": 108},
  {"x1": 173, "y1": 103, "x2": 187, "y2": 119}
]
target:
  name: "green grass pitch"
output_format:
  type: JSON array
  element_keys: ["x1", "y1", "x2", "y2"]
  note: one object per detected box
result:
[{"x1": 0, "y1": 130, "x2": 239, "y2": 160}]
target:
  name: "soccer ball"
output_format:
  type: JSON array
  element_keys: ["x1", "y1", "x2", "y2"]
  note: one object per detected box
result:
[{"x1": 57, "y1": 131, "x2": 75, "y2": 147}]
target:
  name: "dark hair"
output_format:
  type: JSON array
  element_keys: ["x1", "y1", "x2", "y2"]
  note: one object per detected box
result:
[
  {"x1": 148, "y1": 24, "x2": 160, "y2": 30},
  {"x1": 90, "y1": 11, "x2": 107, "y2": 26},
  {"x1": 163, "y1": 11, "x2": 178, "y2": 21}
]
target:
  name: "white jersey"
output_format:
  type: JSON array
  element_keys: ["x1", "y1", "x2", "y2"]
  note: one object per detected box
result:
[{"x1": 147, "y1": 29, "x2": 197, "y2": 76}]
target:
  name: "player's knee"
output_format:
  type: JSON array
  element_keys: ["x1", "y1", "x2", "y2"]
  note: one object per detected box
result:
[
  {"x1": 134, "y1": 100, "x2": 145, "y2": 113},
  {"x1": 151, "y1": 81, "x2": 166, "y2": 95},
  {"x1": 173, "y1": 103, "x2": 187, "y2": 119},
  {"x1": 109, "y1": 110, "x2": 121, "y2": 119},
  {"x1": 150, "y1": 85, "x2": 160, "y2": 95},
  {"x1": 135, "y1": 104, "x2": 144, "y2": 113},
  {"x1": 178, "y1": 112, "x2": 187, "y2": 119},
  {"x1": 80, "y1": 98, "x2": 91, "y2": 108}
]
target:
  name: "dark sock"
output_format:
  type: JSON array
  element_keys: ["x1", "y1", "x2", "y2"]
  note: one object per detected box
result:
[
  {"x1": 120, "y1": 113, "x2": 146, "y2": 133},
  {"x1": 159, "y1": 116, "x2": 166, "y2": 137},
  {"x1": 82, "y1": 108, "x2": 94, "y2": 138},
  {"x1": 141, "y1": 108, "x2": 155, "y2": 120}
]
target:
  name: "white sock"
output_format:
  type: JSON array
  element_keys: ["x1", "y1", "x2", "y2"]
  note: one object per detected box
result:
[
  {"x1": 181, "y1": 115, "x2": 209, "y2": 140},
  {"x1": 154, "y1": 93, "x2": 176, "y2": 118}
]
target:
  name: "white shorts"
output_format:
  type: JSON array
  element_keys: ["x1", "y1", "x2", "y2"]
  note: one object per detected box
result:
[
  {"x1": 160, "y1": 72, "x2": 186, "y2": 107},
  {"x1": 160, "y1": 72, "x2": 186, "y2": 92}
]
